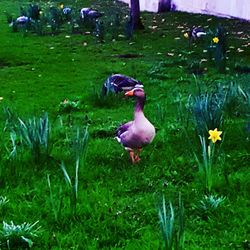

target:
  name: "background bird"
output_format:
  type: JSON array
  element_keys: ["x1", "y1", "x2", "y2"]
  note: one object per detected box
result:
[
  {"x1": 102, "y1": 74, "x2": 144, "y2": 96},
  {"x1": 80, "y1": 8, "x2": 103, "y2": 20},
  {"x1": 115, "y1": 88, "x2": 155, "y2": 163},
  {"x1": 185, "y1": 27, "x2": 207, "y2": 46}
]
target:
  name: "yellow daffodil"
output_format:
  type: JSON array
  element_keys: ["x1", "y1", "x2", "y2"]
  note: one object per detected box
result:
[
  {"x1": 184, "y1": 32, "x2": 189, "y2": 38},
  {"x1": 60, "y1": 3, "x2": 64, "y2": 9},
  {"x1": 212, "y1": 37, "x2": 219, "y2": 44},
  {"x1": 208, "y1": 128, "x2": 222, "y2": 143}
]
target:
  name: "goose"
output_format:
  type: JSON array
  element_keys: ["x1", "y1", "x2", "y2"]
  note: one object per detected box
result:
[
  {"x1": 102, "y1": 74, "x2": 144, "y2": 95},
  {"x1": 80, "y1": 8, "x2": 103, "y2": 20},
  {"x1": 9, "y1": 16, "x2": 31, "y2": 27},
  {"x1": 115, "y1": 88, "x2": 155, "y2": 163},
  {"x1": 185, "y1": 27, "x2": 206, "y2": 44},
  {"x1": 62, "y1": 7, "x2": 72, "y2": 15},
  {"x1": 190, "y1": 27, "x2": 206, "y2": 39}
]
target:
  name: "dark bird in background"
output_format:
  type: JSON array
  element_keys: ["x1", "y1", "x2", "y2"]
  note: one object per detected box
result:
[
  {"x1": 101, "y1": 74, "x2": 144, "y2": 96},
  {"x1": 185, "y1": 27, "x2": 207, "y2": 45},
  {"x1": 80, "y1": 8, "x2": 103, "y2": 20},
  {"x1": 9, "y1": 16, "x2": 31, "y2": 28},
  {"x1": 189, "y1": 27, "x2": 207, "y2": 40}
]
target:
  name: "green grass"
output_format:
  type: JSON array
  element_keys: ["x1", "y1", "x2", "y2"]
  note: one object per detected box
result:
[{"x1": 0, "y1": 0, "x2": 249, "y2": 249}]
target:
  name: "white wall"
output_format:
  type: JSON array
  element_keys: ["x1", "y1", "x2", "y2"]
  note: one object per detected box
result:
[{"x1": 119, "y1": 0, "x2": 250, "y2": 21}]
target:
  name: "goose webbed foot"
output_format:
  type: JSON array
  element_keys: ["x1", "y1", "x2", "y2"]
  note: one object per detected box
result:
[{"x1": 129, "y1": 148, "x2": 142, "y2": 163}]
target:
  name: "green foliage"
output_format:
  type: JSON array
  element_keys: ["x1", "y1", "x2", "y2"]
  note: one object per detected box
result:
[
  {"x1": 158, "y1": 194, "x2": 184, "y2": 250},
  {"x1": 0, "y1": 221, "x2": 40, "y2": 249},
  {"x1": 47, "y1": 127, "x2": 89, "y2": 220},
  {"x1": 0, "y1": 196, "x2": 9, "y2": 209},
  {"x1": 187, "y1": 60, "x2": 205, "y2": 75},
  {"x1": 222, "y1": 82, "x2": 249, "y2": 117},
  {"x1": 47, "y1": 174, "x2": 63, "y2": 222},
  {"x1": 195, "y1": 194, "x2": 226, "y2": 219},
  {"x1": 148, "y1": 61, "x2": 170, "y2": 80},
  {"x1": 16, "y1": 113, "x2": 50, "y2": 163},
  {"x1": 194, "y1": 136, "x2": 219, "y2": 193},
  {"x1": 188, "y1": 91, "x2": 224, "y2": 136},
  {"x1": 58, "y1": 99, "x2": 80, "y2": 114},
  {"x1": 0, "y1": 0, "x2": 249, "y2": 248}
]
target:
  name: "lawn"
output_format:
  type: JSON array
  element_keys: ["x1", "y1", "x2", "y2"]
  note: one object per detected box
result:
[{"x1": 0, "y1": 0, "x2": 249, "y2": 249}]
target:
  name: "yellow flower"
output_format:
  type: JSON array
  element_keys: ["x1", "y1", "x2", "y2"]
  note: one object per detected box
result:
[
  {"x1": 208, "y1": 128, "x2": 222, "y2": 143},
  {"x1": 212, "y1": 37, "x2": 219, "y2": 43},
  {"x1": 60, "y1": 3, "x2": 64, "y2": 9},
  {"x1": 184, "y1": 32, "x2": 189, "y2": 39}
]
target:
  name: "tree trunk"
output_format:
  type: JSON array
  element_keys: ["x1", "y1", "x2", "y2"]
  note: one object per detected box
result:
[
  {"x1": 130, "y1": 0, "x2": 144, "y2": 30},
  {"x1": 158, "y1": 0, "x2": 172, "y2": 13}
]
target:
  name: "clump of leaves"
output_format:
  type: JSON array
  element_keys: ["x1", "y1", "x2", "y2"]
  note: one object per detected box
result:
[
  {"x1": 3, "y1": 112, "x2": 50, "y2": 166},
  {"x1": 0, "y1": 196, "x2": 9, "y2": 208},
  {"x1": 221, "y1": 82, "x2": 249, "y2": 117},
  {"x1": 48, "y1": 127, "x2": 89, "y2": 220},
  {"x1": 17, "y1": 113, "x2": 50, "y2": 164},
  {"x1": 193, "y1": 132, "x2": 223, "y2": 193},
  {"x1": 195, "y1": 194, "x2": 225, "y2": 220},
  {"x1": 187, "y1": 91, "x2": 224, "y2": 136},
  {"x1": 58, "y1": 99, "x2": 80, "y2": 114},
  {"x1": 0, "y1": 196, "x2": 9, "y2": 218},
  {"x1": 0, "y1": 221, "x2": 41, "y2": 249}
]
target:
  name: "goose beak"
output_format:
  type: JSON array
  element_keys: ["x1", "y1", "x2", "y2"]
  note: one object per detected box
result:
[{"x1": 125, "y1": 89, "x2": 134, "y2": 96}]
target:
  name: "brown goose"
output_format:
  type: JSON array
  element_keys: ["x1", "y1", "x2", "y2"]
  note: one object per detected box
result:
[{"x1": 115, "y1": 88, "x2": 155, "y2": 163}]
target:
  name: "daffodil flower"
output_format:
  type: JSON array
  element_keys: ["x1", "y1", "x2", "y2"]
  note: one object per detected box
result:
[
  {"x1": 208, "y1": 128, "x2": 222, "y2": 143},
  {"x1": 184, "y1": 32, "x2": 189, "y2": 38},
  {"x1": 212, "y1": 37, "x2": 219, "y2": 44}
]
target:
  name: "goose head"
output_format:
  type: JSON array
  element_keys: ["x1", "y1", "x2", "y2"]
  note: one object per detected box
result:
[{"x1": 125, "y1": 88, "x2": 145, "y2": 112}]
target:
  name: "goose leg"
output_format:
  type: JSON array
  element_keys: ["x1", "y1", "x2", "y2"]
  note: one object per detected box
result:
[
  {"x1": 129, "y1": 150, "x2": 135, "y2": 164},
  {"x1": 134, "y1": 148, "x2": 142, "y2": 162}
]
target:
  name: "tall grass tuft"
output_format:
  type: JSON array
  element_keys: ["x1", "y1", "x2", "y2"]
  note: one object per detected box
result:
[
  {"x1": 0, "y1": 196, "x2": 9, "y2": 217},
  {"x1": 222, "y1": 82, "x2": 249, "y2": 117},
  {"x1": 17, "y1": 113, "x2": 50, "y2": 164},
  {"x1": 47, "y1": 174, "x2": 63, "y2": 222},
  {"x1": 61, "y1": 160, "x2": 79, "y2": 216},
  {"x1": 61, "y1": 126, "x2": 89, "y2": 215},
  {"x1": 197, "y1": 136, "x2": 214, "y2": 193},
  {"x1": 158, "y1": 193, "x2": 184, "y2": 250},
  {"x1": 188, "y1": 91, "x2": 224, "y2": 136},
  {"x1": 72, "y1": 127, "x2": 89, "y2": 164},
  {"x1": 47, "y1": 127, "x2": 89, "y2": 219}
]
